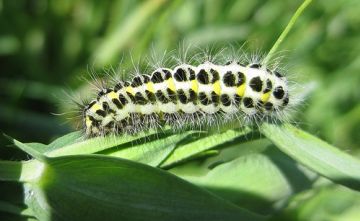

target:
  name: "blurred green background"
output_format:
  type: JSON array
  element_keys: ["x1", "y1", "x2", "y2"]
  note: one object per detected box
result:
[
  {"x1": 2, "y1": 0, "x2": 359, "y2": 150},
  {"x1": 0, "y1": 0, "x2": 359, "y2": 219},
  {"x1": 0, "y1": 0, "x2": 360, "y2": 153}
]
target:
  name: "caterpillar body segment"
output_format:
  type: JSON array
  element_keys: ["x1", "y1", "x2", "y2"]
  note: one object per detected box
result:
[{"x1": 83, "y1": 62, "x2": 289, "y2": 137}]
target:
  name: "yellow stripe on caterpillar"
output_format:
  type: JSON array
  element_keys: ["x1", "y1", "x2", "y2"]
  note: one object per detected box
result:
[
  {"x1": 126, "y1": 86, "x2": 135, "y2": 95},
  {"x1": 213, "y1": 81, "x2": 221, "y2": 95},
  {"x1": 236, "y1": 84, "x2": 246, "y2": 97},
  {"x1": 146, "y1": 82, "x2": 155, "y2": 93},
  {"x1": 107, "y1": 91, "x2": 118, "y2": 100},
  {"x1": 90, "y1": 103, "x2": 102, "y2": 112},
  {"x1": 85, "y1": 116, "x2": 92, "y2": 128},
  {"x1": 261, "y1": 92, "x2": 271, "y2": 102},
  {"x1": 167, "y1": 78, "x2": 176, "y2": 92},
  {"x1": 191, "y1": 80, "x2": 198, "y2": 93}
]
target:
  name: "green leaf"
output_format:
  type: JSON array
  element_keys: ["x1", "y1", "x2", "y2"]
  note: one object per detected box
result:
[
  {"x1": 4, "y1": 135, "x2": 45, "y2": 161},
  {"x1": 20, "y1": 132, "x2": 82, "y2": 155},
  {"x1": 0, "y1": 201, "x2": 33, "y2": 217},
  {"x1": 171, "y1": 140, "x2": 316, "y2": 215},
  {"x1": 0, "y1": 161, "x2": 23, "y2": 182},
  {"x1": 24, "y1": 155, "x2": 265, "y2": 221},
  {"x1": 45, "y1": 129, "x2": 162, "y2": 157},
  {"x1": 24, "y1": 143, "x2": 48, "y2": 154},
  {"x1": 105, "y1": 131, "x2": 195, "y2": 167},
  {"x1": 161, "y1": 128, "x2": 253, "y2": 168},
  {"x1": 0, "y1": 201, "x2": 23, "y2": 215},
  {"x1": 277, "y1": 185, "x2": 360, "y2": 221},
  {"x1": 0, "y1": 212, "x2": 38, "y2": 221},
  {"x1": 261, "y1": 123, "x2": 360, "y2": 191},
  {"x1": 46, "y1": 131, "x2": 83, "y2": 151}
]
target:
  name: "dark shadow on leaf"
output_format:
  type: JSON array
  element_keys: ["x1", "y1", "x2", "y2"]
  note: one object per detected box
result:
[
  {"x1": 263, "y1": 146, "x2": 314, "y2": 193},
  {"x1": 199, "y1": 186, "x2": 277, "y2": 215},
  {"x1": 0, "y1": 181, "x2": 25, "y2": 205}
]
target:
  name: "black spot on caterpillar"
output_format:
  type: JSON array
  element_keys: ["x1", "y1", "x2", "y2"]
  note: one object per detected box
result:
[{"x1": 82, "y1": 60, "x2": 291, "y2": 137}]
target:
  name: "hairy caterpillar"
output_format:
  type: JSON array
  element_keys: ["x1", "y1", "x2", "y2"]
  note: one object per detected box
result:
[{"x1": 82, "y1": 51, "x2": 292, "y2": 137}]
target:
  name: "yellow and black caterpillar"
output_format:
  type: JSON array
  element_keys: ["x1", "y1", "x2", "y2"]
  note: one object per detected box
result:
[{"x1": 83, "y1": 61, "x2": 290, "y2": 137}]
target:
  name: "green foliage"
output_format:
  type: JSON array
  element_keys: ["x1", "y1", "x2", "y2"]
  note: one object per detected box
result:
[
  {"x1": 23, "y1": 155, "x2": 264, "y2": 221},
  {"x1": 1, "y1": 0, "x2": 360, "y2": 221},
  {"x1": 261, "y1": 123, "x2": 360, "y2": 191}
]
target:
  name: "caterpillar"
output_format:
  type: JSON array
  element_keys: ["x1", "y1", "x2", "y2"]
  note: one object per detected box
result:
[{"x1": 82, "y1": 54, "x2": 291, "y2": 137}]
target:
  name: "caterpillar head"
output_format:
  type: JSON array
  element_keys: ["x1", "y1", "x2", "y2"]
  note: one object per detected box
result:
[
  {"x1": 264, "y1": 70, "x2": 289, "y2": 113},
  {"x1": 245, "y1": 64, "x2": 290, "y2": 116}
]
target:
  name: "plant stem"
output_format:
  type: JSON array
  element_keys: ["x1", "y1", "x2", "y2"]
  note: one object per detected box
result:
[
  {"x1": 0, "y1": 160, "x2": 44, "y2": 182},
  {"x1": 0, "y1": 160, "x2": 22, "y2": 182},
  {"x1": 264, "y1": 0, "x2": 313, "y2": 64}
]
